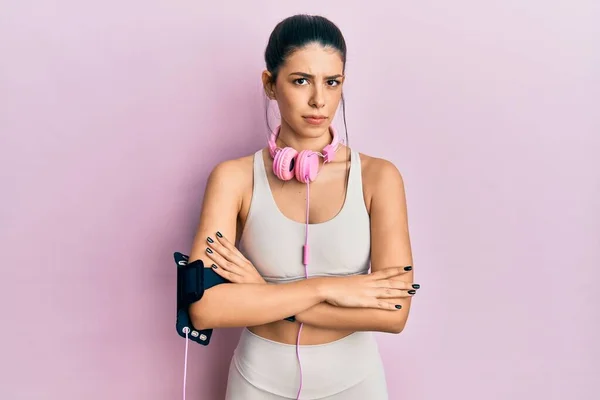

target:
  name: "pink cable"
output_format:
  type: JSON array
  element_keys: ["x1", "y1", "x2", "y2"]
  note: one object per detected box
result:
[
  {"x1": 303, "y1": 177, "x2": 310, "y2": 266},
  {"x1": 295, "y1": 322, "x2": 305, "y2": 399},
  {"x1": 183, "y1": 329, "x2": 189, "y2": 400},
  {"x1": 296, "y1": 177, "x2": 311, "y2": 399}
]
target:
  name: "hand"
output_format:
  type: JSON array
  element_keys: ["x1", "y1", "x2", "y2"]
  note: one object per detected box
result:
[
  {"x1": 320, "y1": 266, "x2": 416, "y2": 311},
  {"x1": 204, "y1": 231, "x2": 267, "y2": 284}
]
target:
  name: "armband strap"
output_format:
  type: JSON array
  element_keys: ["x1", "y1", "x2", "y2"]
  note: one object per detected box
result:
[
  {"x1": 174, "y1": 251, "x2": 294, "y2": 345},
  {"x1": 174, "y1": 251, "x2": 228, "y2": 345}
]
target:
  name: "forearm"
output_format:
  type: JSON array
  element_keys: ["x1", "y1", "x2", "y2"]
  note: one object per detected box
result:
[
  {"x1": 189, "y1": 278, "x2": 326, "y2": 329},
  {"x1": 296, "y1": 299, "x2": 410, "y2": 334}
]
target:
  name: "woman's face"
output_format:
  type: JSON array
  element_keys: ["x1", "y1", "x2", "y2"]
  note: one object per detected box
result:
[{"x1": 264, "y1": 43, "x2": 345, "y2": 139}]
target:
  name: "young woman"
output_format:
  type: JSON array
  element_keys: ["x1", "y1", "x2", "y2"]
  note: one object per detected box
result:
[{"x1": 187, "y1": 14, "x2": 417, "y2": 399}]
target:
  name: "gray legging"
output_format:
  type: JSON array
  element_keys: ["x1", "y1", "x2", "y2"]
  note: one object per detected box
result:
[{"x1": 224, "y1": 328, "x2": 389, "y2": 399}]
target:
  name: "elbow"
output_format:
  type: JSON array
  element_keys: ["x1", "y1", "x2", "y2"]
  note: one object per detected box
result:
[
  {"x1": 371, "y1": 310, "x2": 408, "y2": 334},
  {"x1": 386, "y1": 318, "x2": 407, "y2": 334},
  {"x1": 189, "y1": 300, "x2": 215, "y2": 330},
  {"x1": 389, "y1": 323, "x2": 406, "y2": 334},
  {"x1": 190, "y1": 314, "x2": 208, "y2": 331},
  {"x1": 387, "y1": 304, "x2": 411, "y2": 334}
]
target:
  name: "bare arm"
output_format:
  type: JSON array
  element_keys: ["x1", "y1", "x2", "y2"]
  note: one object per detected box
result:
[
  {"x1": 185, "y1": 159, "x2": 328, "y2": 329},
  {"x1": 191, "y1": 280, "x2": 330, "y2": 329},
  {"x1": 186, "y1": 157, "x2": 411, "y2": 330},
  {"x1": 295, "y1": 158, "x2": 415, "y2": 334}
]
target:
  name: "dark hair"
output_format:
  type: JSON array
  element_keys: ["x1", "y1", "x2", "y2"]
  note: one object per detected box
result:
[{"x1": 263, "y1": 14, "x2": 349, "y2": 150}]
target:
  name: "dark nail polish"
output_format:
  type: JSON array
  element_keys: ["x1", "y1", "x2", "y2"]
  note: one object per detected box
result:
[
  {"x1": 404, "y1": 266, "x2": 412, "y2": 271},
  {"x1": 216, "y1": 231, "x2": 223, "y2": 238},
  {"x1": 207, "y1": 237, "x2": 214, "y2": 243},
  {"x1": 395, "y1": 305, "x2": 402, "y2": 309},
  {"x1": 408, "y1": 290, "x2": 416, "y2": 295},
  {"x1": 412, "y1": 284, "x2": 420, "y2": 289},
  {"x1": 206, "y1": 247, "x2": 213, "y2": 254},
  {"x1": 211, "y1": 264, "x2": 217, "y2": 269}
]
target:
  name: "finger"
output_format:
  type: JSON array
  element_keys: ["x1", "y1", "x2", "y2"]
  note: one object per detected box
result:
[
  {"x1": 361, "y1": 298, "x2": 404, "y2": 311},
  {"x1": 215, "y1": 232, "x2": 250, "y2": 262},
  {"x1": 211, "y1": 233, "x2": 257, "y2": 274},
  {"x1": 206, "y1": 265, "x2": 240, "y2": 283},
  {"x1": 204, "y1": 246, "x2": 244, "y2": 276},
  {"x1": 376, "y1": 279, "x2": 419, "y2": 291},
  {"x1": 372, "y1": 287, "x2": 415, "y2": 299},
  {"x1": 372, "y1": 266, "x2": 412, "y2": 279},
  {"x1": 207, "y1": 234, "x2": 248, "y2": 267},
  {"x1": 379, "y1": 301, "x2": 403, "y2": 311}
]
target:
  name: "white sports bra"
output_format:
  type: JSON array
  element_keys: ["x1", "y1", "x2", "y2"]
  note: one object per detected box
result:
[{"x1": 238, "y1": 148, "x2": 371, "y2": 283}]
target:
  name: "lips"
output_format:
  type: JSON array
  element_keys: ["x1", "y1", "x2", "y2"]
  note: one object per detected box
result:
[{"x1": 303, "y1": 115, "x2": 327, "y2": 125}]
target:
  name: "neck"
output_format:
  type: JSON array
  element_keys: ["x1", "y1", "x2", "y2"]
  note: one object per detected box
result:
[{"x1": 275, "y1": 121, "x2": 334, "y2": 153}]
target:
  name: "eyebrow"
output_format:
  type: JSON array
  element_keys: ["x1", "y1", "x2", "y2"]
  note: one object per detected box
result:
[{"x1": 289, "y1": 72, "x2": 344, "y2": 80}]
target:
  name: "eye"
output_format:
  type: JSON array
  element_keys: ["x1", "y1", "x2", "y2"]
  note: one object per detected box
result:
[
  {"x1": 327, "y1": 80, "x2": 341, "y2": 87},
  {"x1": 294, "y1": 78, "x2": 309, "y2": 85}
]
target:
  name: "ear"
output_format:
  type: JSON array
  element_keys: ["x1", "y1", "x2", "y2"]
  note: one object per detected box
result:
[{"x1": 261, "y1": 70, "x2": 276, "y2": 100}]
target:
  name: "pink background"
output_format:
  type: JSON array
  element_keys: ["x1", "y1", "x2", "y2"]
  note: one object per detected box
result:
[{"x1": 1, "y1": 1, "x2": 598, "y2": 399}]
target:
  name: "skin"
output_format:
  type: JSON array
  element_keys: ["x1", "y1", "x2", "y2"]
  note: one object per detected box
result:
[{"x1": 187, "y1": 42, "x2": 417, "y2": 345}]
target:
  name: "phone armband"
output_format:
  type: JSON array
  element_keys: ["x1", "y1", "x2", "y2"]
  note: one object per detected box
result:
[{"x1": 175, "y1": 251, "x2": 228, "y2": 345}]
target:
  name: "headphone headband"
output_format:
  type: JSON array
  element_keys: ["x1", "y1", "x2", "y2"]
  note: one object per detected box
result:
[{"x1": 268, "y1": 125, "x2": 340, "y2": 163}]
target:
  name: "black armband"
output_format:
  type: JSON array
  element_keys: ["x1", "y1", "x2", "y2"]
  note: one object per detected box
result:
[
  {"x1": 175, "y1": 252, "x2": 295, "y2": 343},
  {"x1": 175, "y1": 251, "x2": 229, "y2": 345}
]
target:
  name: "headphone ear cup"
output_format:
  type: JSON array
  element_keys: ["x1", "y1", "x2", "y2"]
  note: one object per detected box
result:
[
  {"x1": 273, "y1": 147, "x2": 298, "y2": 181},
  {"x1": 295, "y1": 150, "x2": 320, "y2": 183}
]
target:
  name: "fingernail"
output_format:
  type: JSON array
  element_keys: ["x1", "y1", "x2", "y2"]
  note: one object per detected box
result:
[
  {"x1": 395, "y1": 305, "x2": 402, "y2": 309},
  {"x1": 404, "y1": 266, "x2": 412, "y2": 271},
  {"x1": 216, "y1": 231, "x2": 223, "y2": 238},
  {"x1": 207, "y1": 237, "x2": 214, "y2": 243},
  {"x1": 408, "y1": 290, "x2": 416, "y2": 295},
  {"x1": 206, "y1": 247, "x2": 213, "y2": 254},
  {"x1": 412, "y1": 284, "x2": 420, "y2": 289},
  {"x1": 211, "y1": 264, "x2": 217, "y2": 269}
]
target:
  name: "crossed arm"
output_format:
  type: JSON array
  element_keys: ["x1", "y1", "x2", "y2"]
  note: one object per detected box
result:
[
  {"x1": 294, "y1": 159, "x2": 415, "y2": 334},
  {"x1": 188, "y1": 156, "x2": 415, "y2": 334}
]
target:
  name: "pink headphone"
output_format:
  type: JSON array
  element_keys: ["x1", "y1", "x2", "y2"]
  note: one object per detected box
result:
[{"x1": 267, "y1": 125, "x2": 340, "y2": 183}]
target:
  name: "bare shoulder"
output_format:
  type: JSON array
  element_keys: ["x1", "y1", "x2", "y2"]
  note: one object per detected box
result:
[
  {"x1": 208, "y1": 153, "x2": 254, "y2": 180},
  {"x1": 360, "y1": 152, "x2": 403, "y2": 182},
  {"x1": 357, "y1": 152, "x2": 405, "y2": 206},
  {"x1": 206, "y1": 152, "x2": 255, "y2": 193}
]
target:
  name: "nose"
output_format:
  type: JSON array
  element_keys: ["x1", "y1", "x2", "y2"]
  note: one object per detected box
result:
[{"x1": 309, "y1": 86, "x2": 325, "y2": 109}]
